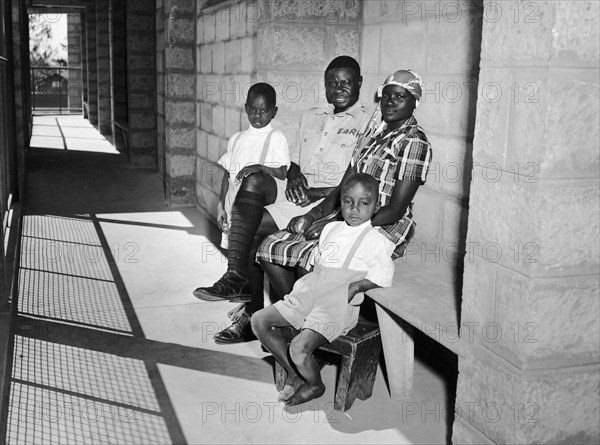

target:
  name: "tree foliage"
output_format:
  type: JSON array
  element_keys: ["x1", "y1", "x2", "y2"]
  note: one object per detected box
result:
[{"x1": 29, "y1": 14, "x2": 67, "y2": 67}]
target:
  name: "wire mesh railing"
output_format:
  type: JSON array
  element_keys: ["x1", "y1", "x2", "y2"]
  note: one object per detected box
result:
[{"x1": 30, "y1": 66, "x2": 82, "y2": 115}]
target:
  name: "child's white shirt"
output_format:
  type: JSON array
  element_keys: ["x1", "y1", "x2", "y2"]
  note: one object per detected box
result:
[
  {"x1": 217, "y1": 123, "x2": 290, "y2": 179},
  {"x1": 316, "y1": 220, "x2": 395, "y2": 288}
]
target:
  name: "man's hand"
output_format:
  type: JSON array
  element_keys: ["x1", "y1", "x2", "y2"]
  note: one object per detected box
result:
[
  {"x1": 287, "y1": 214, "x2": 314, "y2": 235},
  {"x1": 236, "y1": 164, "x2": 264, "y2": 182},
  {"x1": 217, "y1": 202, "x2": 228, "y2": 232},
  {"x1": 286, "y1": 165, "x2": 310, "y2": 206}
]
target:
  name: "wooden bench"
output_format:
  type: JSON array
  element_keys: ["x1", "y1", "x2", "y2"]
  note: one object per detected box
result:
[
  {"x1": 273, "y1": 318, "x2": 381, "y2": 412},
  {"x1": 365, "y1": 252, "x2": 464, "y2": 400}
]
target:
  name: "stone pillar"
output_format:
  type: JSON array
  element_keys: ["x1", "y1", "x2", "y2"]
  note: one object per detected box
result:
[
  {"x1": 110, "y1": 0, "x2": 127, "y2": 152},
  {"x1": 126, "y1": 0, "x2": 157, "y2": 167},
  {"x1": 453, "y1": 2, "x2": 600, "y2": 444},
  {"x1": 11, "y1": 0, "x2": 28, "y2": 195},
  {"x1": 163, "y1": 0, "x2": 196, "y2": 204},
  {"x1": 96, "y1": 0, "x2": 112, "y2": 136},
  {"x1": 81, "y1": 11, "x2": 88, "y2": 118},
  {"x1": 156, "y1": 0, "x2": 167, "y2": 181},
  {"x1": 86, "y1": 3, "x2": 98, "y2": 126},
  {"x1": 67, "y1": 13, "x2": 82, "y2": 112}
]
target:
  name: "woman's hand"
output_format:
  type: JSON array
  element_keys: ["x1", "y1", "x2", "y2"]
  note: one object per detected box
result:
[
  {"x1": 236, "y1": 164, "x2": 264, "y2": 182},
  {"x1": 217, "y1": 202, "x2": 228, "y2": 232},
  {"x1": 287, "y1": 214, "x2": 314, "y2": 235},
  {"x1": 304, "y1": 217, "x2": 331, "y2": 240}
]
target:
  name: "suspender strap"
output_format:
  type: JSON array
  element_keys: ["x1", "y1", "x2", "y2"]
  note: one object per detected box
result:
[
  {"x1": 258, "y1": 130, "x2": 274, "y2": 165},
  {"x1": 341, "y1": 225, "x2": 372, "y2": 269}
]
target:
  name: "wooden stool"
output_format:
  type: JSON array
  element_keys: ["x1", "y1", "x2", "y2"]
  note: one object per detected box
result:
[{"x1": 273, "y1": 319, "x2": 381, "y2": 412}]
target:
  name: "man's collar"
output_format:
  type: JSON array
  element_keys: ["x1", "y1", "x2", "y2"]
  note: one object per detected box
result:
[{"x1": 315, "y1": 101, "x2": 364, "y2": 118}]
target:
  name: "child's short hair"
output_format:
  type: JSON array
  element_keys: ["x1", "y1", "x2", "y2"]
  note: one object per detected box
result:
[
  {"x1": 247, "y1": 83, "x2": 276, "y2": 108},
  {"x1": 325, "y1": 56, "x2": 361, "y2": 78},
  {"x1": 342, "y1": 173, "x2": 380, "y2": 199}
]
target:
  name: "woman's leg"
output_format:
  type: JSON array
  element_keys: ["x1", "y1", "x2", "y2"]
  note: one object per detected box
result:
[
  {"x1": 285, "y1": 329, "x2": 328, "y2": 406},
  {"x1": 260, "y1": 261, "x2": 296, "y2": 301},
  {"x1": 251, "y1": 307, "x2": 303, "y2": 399}
]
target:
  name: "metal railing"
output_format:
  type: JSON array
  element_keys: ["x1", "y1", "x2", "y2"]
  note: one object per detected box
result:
[{"x1": 30, "y1": 66, "x2": 83, "y2": 115}]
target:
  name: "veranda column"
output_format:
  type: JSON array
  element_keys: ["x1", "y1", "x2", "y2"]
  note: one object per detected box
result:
[{"x1": 453, "y1": 2, "x2": 600, "y2": 443}]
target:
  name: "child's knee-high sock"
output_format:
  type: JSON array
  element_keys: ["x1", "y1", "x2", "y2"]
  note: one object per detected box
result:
[{"x1": 227, "y1": 190, "x2": 265, "y2": 277}]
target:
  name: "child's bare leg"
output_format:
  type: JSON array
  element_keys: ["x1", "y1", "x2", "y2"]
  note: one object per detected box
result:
[
  {"x1": 250, "y1": 307, "x2": 303, "y2": 399},
  {"x1": 285, "y1": 329, "x2": 328, "y2": 406}
]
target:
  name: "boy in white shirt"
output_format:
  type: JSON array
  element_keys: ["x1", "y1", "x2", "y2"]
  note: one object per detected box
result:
[
  {"x1": 251, "y1": 173, "x2": 395, "y2": 406},
  {"x1": 194, "y1": 83, "x2": 290, "y2": 302}
]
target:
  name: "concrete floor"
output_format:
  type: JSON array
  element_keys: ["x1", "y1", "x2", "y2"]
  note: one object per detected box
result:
[{"x1": 2, "y1": 115, "x2": 456, "y2": 444}]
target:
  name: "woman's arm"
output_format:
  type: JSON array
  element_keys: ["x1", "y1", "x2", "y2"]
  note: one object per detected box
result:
[{"x1": 371, "y1": 179, "x2": 422, "y2": 227}]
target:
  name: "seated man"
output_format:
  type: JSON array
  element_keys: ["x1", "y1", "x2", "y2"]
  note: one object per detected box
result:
[{"x1": 194, "y1": 56, "x2": 373, "y2": 344}]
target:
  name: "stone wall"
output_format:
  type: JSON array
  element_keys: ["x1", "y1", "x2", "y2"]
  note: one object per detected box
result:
[
  {"x1": 156, "y1": 0, "x2": 166, "y2": 181},
  {"x1": 126, "y1": 0, "x2": 158, "y2": 167},
  {"x1": 454, "y1": 1, "x2": 600, "y2": 443},
  {"x1": 195, "y1": 0, "x2": 361, "y2": 218},
  {"x1": 361, "y1": 0, "x2": 482, "y2": 264},
  {"x1": 67, "y1": 13, "x2": 82, "y2": 110}
]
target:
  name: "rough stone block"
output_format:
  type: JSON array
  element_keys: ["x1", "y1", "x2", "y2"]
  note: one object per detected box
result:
[
  {"x1": 219, "y1": 137, "x2": 228, "y2": 158},
  {"x1": 225, "y1": 107, "x2": 241, "y2": 137},
  {"x1": 257, "y1": 25, "x2": 326, "y2": 68},
  {"x1": 471, "y1": 68, "x2": 511, "y2": 166},
  {"x1": 229, "y1": 4, "x2": 247, "y2": 39},
  {"x1": 212, "y1": 105, "x2": 226, "y2": 137},
  {"x1": 167, "y1": 46, "x2": 194, "y2": 70},
  {"x1": 168, "y1": 0, "x2": 195, "y2": 14},
  {"x1": 165, "y1": 101, "x2": 195, "y2": 125},
  {"x1": 333, "y1": 27, "x2": 359, "y2": 60},
  {"x1": 240, "y1": 37, "x2": 255, "y2": 73},
  {"x1": 246, "y1": 1, "x2": 260, "y2": 36},
  {"x1": 452, "y1": 416, "x2": 495, "y2": 445},
  {"x1": 362, "y1": 0, "x2": 402, "y2": 25},
  {"x1": 170, "y1": 154, "x2": 195, "y2": 176},
  {"x1": 426, "y1": 15, "x2": 482, "y2": 74},
  {"x1": 438, "y1": 136, "x2": 473, "y2": 198},
  {"x1": 441, "y1": 199, "x2": 468, "y2": 248},
  {"x1": 380, "y1": 20, "x2": 427, "y2": 74},
  {"x1": 207, "y1": 133, "x2": 221, "y2": 162},
  {"x1": 460, "y1": 256, "x2": 497, "y2": 334},
  {"x1": 270, "y1": 0, "x2": 360, "y2": 23},
  {"x1": 129, "y1": 111, "x2": 157, "y2": 130},
  {"x1": 262, "y1": 71, "x2": 326, "y2": 114},
  {"x1": 129, "y1": 74, "x2": 157, "y2": 94},
  {"x1": 196, "y1": 129, "x2": 208, "y2": 157},
  {"x1": 455, "y1": 354, "x2": 600, "y2": 444},
  {"x1": 196, "y1": 158, "x2": 222, "y2": 193},
  {"x1": 360, "y1": 25, "x2": 380, "y2": 74},
  {"x1": 543, "y1": 70, "x2": 600, "y2": 177},
  {"x1": 199, "y1": 102, "x2": 212, "y2": 130},
  {"x1": 492, "y1": 271, "x2": 600, "y2": 368},
  {"x1": 410, "y1": 187, "x2": 442, "y2": 245},
  {"x1": 467, "y1": 177, "x2": 600, "y2": 277},
  {"x1": 167, "y1": 74, "x2": 195, "y2": 97},
  {"x1": 212, "y1": 41, "x2": 225, "y2": 73},
  {"x1": 199, "y1": 44, "x2": 212, "y2": 73},
  {"x1": 167, "y1": 127, "x2": 195, "y2": 150},
  {"x1": 552, "y1": 1, "x2": 600, "y2": 65},
  {"x1": 169, "y1": 18, "x2": 195, "y2": 44},
  {"x1": 202, "y1": 13, "x2": 216, "y2": 43},
  {"x1": 215, "y1": 8, "x2": 230, "y2": 41},
  {"x1": 225, "y1": 39, "x2": 242, "y2": 73},
  {"x1": 480, "y1": 1, "x2": 553, "y2": 66}
]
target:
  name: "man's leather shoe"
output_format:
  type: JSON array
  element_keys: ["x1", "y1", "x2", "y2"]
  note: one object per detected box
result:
[
  {"x1": 193, "y1": 270, "x2": 251, "y2": 302},
  {"x1": 214, "y1": 312, "x2": 256, "y2": 344}
]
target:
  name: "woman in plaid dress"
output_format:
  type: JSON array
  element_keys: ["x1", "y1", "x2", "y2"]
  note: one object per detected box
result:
[{"x1": 257, "y1": 69, "x2": 433, "y2": 299}]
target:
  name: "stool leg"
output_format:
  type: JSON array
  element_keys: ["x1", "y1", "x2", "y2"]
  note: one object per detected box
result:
[
  {"x1": 333, "y1": 334, "x2": 381, "y2": 412},
  {"x1": 376, "y1": 304, "x2": 414, "y2": 400},
  {"x1": 356, "y1": 335, "x2": 381, "y2": 401}
]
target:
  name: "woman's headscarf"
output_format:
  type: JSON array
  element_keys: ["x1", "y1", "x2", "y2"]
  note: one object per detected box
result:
[{"x1": 376, "y1": 69, "x2": 423, "y2": 108}]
